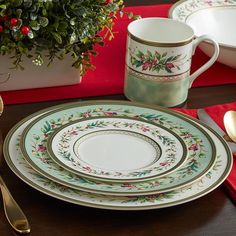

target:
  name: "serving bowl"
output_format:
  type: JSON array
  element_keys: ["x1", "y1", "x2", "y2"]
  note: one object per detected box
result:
[{"x1": 169, "y1": 0, "x2": 236, "y2": 69}]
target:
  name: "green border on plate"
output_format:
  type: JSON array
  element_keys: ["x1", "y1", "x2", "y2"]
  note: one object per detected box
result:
[
  {"x1": 46, "y1": 115, "x2": 189, "y2": 182},
  {"x1": 2, "y1": 100, "x2": 233, "y2": 210},
  {"x1": 19, "y1": 100, "x2": 217, "y2": 195}
]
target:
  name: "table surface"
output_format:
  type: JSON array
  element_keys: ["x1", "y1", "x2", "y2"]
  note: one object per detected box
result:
[{"x1": 1, "y1": 1, "x2": 236, "y2": 236}]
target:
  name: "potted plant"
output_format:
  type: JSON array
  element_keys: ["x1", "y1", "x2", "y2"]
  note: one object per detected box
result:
[{"x1": 0, "y1": 0, "x2": 128, "y2": 91}]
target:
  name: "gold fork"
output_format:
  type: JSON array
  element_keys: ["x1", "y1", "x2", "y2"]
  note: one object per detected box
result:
[{"x1": 0, "y1": 96, "x2": 31, "y2": 234}]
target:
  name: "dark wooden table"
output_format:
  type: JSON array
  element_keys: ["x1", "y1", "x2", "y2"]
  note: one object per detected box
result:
[{"x1": 1, "y1": 1, "x2": 236, "y2": 236}]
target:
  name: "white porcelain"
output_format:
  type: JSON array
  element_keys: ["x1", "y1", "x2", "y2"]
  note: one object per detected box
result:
[
  {"x1": 48, "y1": 117, "x2": 187, "y2": 182},
  {"x1": 19, "y1": 101, "x2": 217, "y2": 196},
  {"x1": 0, "y1": 53, "x2": 81, "y2": 91},
  {"x1": 124, "y1": 17, "x2": 219, "y2": 107},
  {"x1": 3, "y1": 101, "x2": 232, "y2": 210},
  {"x1": 169, "y1": 0, "x2": 236, "y2": 68}
]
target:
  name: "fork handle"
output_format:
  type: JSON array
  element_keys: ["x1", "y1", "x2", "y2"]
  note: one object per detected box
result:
[{"x1": 0, "y1": 176, "x2": 30, "y2": 234}]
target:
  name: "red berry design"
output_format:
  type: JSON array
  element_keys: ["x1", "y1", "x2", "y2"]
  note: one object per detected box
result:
[
  {"x1": 0, "y1": 15, "x2": 8, "y2": 22},
  {"x1": 10, "y1": 18, "x2": 18, "y2": 27},
  {"x1": 104, "y1": 0, "x2": 113, "y2": 5},
  {"x1": 20, "y1": 26, "x2": 30, "y2": 35},
  {"x1": 0, "y1": 25, "x2": 3, "y2": 32}
]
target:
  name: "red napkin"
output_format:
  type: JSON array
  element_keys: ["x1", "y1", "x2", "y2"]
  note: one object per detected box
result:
[{"x1": 174, "y1": 102, "x2": 236, "y2": 204}]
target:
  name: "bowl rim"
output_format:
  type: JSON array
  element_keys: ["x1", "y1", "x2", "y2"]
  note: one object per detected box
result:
[{"x1": 168, "y1": 0, "x2": 236, "y2": 49}]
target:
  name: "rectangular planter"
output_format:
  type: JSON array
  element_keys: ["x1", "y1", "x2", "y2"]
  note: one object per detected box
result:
[{"x1": 0, "y1": 53, "x2": 81, "y2": 91}]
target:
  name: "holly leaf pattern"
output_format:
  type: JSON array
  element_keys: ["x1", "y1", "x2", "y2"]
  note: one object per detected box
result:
[{"x1": 130, "y1": 49, "x2": 186, "y2": 73}]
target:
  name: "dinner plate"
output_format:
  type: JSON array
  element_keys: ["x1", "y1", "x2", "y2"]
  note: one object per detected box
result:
[
  {"x1": 3, "y1": 101, "x2": 232, "y2": 210},
  {"x1": 20, "y1": 101, "x2": 216, "y2": 196},
  {"x1": 47, "y1": 116, "x2": 188, "y2": 182}
]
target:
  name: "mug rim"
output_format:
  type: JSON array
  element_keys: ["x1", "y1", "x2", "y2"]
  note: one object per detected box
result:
[{"x1": 128, "y1": 17, "x2": 194, "y2": 47}]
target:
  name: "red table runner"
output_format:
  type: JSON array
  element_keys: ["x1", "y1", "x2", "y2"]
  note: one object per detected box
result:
[{"x1": 1, "y1": 4, "x2": 236, "y2": 105}]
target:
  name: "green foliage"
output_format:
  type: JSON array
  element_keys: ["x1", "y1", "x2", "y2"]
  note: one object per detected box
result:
[
  {"x1": 130, "y1": 49, "x2": 184, "y2": 73},
  {"x1": 0, "y1": 0, "x2": 127, "y2": 75}
]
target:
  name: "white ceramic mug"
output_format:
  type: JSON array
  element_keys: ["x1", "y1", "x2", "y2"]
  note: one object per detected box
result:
[{"x1": 124, "y1": 17, "x2": 219, "y2": 107}]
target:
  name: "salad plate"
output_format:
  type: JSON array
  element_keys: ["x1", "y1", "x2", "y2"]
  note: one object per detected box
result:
[
  {"x1": 3, "y1": 101, "x2": 232, "y2": 210},
  {"x1": 47, "y1": 116, "x2": 188, "y2": 182},
  {"x1": 19, "y1": 101, "x2": 216, "y2": 196}
]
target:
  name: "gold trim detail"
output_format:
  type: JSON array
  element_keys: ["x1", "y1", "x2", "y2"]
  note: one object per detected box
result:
[
  {"x1": 126, "y1": 66, "x2": 189, "y2": 82},
  {"x1": 2, "y1": 99, "x2": 232, "y2": 210},
  {"x1": 128, "y1": 31, "x2": 193, "y2": 47},
  {"x1": 168, "y1": 0, "x2": 236, "y2": 49}
]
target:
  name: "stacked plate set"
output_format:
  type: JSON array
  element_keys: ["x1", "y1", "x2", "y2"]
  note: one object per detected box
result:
[{"x1": 3, "y1": 101, "x2": 233, "y2": 210}]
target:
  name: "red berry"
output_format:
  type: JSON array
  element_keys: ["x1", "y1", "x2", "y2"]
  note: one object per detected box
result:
[
  {"x1": 0, "y1": 25, "x2": 3, "y2": 33},
  {"x1": 104, "y1": 0, "x2": 113, "y2": 5},
  {"x1": 0, "y1": 15, "x2": 8, "y2": 22},
  {"x1": 10, "y1": 18, "x2": 18, "y2": 27},
  {"x1": 20, "y1": 26, "x2": 30, "y2": 35}
]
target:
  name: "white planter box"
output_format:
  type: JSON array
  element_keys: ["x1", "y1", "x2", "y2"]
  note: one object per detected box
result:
[{"x1": 0, "y1": 53, "x2": 81, "y2": 91}]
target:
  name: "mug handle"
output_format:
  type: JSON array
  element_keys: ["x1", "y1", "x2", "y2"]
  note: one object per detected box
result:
[{"x1": 189, "y1": 35, "x2": 219, "y2": 88}]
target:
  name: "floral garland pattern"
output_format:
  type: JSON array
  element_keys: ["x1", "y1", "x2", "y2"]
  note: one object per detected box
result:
[
  {"x1": 56, "y1": 118, "x2": 179, "y2": 178},
  {"x1": 171, "y1": 0, "x2": 236, "y2": 22},
  {"x1": 129, "y1": 49, "x2": 187, "y2": 73},
  {"x1": 28, "y1": 106, "x2": 209, "y2": 194},
  {"x1": 17, "y1": 135, "x2": 221, "y2": 204}
]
